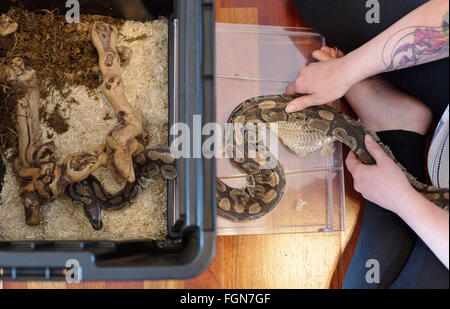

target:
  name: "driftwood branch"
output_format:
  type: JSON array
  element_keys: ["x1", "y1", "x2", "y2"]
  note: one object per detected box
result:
[
  {"x1": 5, "y1": 57, "x2": 47, "y2": 225},
  {"x1": 91, "y1": 22, "x2": 144, "y2": 183},
  {"x1": 7, "y1": 57, "x2": 117, "y2": 225},
  {"x1": 5, "y1": 22, "x2": 143, "y2": 226}
]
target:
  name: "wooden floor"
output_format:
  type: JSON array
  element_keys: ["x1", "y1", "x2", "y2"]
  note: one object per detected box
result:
[{"x1": 1, "y1": 0, "x2": 364, "y2": 289}]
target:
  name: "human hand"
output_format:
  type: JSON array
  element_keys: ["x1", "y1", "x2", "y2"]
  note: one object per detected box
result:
[
  {"x1": 345, "y1": 134, "x2": 415, "y2": 214},
  {"x1": 285, "y1": 46, "x2": 358, "y2": 113}
]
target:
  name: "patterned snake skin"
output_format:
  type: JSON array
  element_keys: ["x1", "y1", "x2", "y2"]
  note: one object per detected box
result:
[
  {"x1": 68, "y1": 147, "x2": 177, "y2": 230},
  {"x1": 67, "y1": 95, "x2": 449, "y2": 230}
]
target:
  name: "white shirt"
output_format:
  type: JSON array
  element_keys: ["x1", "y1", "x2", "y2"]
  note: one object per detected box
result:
[{"x1": 428, "y1": 105, "x2": 449, "y2": 188}]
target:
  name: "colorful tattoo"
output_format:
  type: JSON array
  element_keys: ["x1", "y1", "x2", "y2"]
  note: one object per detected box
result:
[{"x1": 383, "y1": 12, "x2": 449, "y2": 70}]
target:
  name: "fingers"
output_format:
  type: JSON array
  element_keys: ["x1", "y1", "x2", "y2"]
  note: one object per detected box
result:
[
  {"x1": 324, "y1": 46, "x2": 345, "y2": 58},
  {"x1": 312, "y1": 50, "x2": 333, "y2": 62},
  {"x1": 345, "y1": 150, "x2": 362, "y2": 174},
  {"x1": 347, "y1": 136, "x2": 389, "y2": 178},
  {"x1": 285, "y1": 45, "x2": 347, "y2": 113},
  {"x1": 365, "y1": 135, "x2": 388, "y2": 163},
  {"x1": 286, "y1": 67, "x2": 308, "y2": 95},
  {"x1": 321, "y1": 46, "x2": 335, "y2": 57},
  {"x1": 312, "y1": 46, "x2": 345, "y2": 62},
  {"x1": 285, "y1": 95, "x2": 315, "y2": 113},
  {"x1": 285, "y1": 80, "x2": 299, "y2": 96}
]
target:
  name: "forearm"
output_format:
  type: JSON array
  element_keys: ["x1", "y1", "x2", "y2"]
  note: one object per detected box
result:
[
  {"x1": 343, "y1": 0, "x2": 449, "y2": 83},
  {"x1": 397, "y1": 189, "x2": 449, "y2": 269}
]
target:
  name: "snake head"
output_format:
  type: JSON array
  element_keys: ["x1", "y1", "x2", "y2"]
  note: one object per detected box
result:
[
  {"x1": 90, "y1": 218, "x2": 103, "y2": 231},
  {"x1": 84, "y1": 202, "x2": 103, "y2": 231}
]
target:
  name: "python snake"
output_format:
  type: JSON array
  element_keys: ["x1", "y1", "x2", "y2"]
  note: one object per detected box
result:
[
  {"x1": 68, "y1": 147, "x2": 177, "y2": 230},
  {"x1": 67, "y1": 95, "x2": 449, "y2": 230}
]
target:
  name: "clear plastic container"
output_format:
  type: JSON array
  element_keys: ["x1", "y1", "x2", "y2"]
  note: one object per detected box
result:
[{"x1": 215, "y1": 23, "x2": 345, "y2": 235}]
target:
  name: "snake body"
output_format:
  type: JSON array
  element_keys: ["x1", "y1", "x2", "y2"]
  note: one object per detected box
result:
[
  {"x1": 67, "y1": 95, "x2": 449, "y2": 229},
  {"x1": 68, "y1": 147, "x2": 177, "y2": 230}
]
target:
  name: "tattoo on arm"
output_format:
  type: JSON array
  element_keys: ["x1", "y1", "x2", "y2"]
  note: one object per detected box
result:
[{"x1": 382, "y1": 12, "x2": 449, "y2": 71}]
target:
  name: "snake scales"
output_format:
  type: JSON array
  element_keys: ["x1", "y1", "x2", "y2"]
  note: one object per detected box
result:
[
  {"x1": 67, "y1": 95, "x2": 449, "y2": 230},
  {"x1": 68, "y1": 147, "x2": 177, "y2": 230}
]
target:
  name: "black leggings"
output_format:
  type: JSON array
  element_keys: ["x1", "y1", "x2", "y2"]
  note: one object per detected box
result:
[
  {"x1": 291, "y1": 0, "x2": 449, "y2": 288},
  {"x1": 291, "y1": 0, "x2": 448, "y2": 119}
]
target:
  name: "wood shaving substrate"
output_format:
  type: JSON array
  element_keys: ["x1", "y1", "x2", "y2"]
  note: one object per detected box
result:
[{"x1": 0, "y1": 19, "x2": 169, "y2": 241}]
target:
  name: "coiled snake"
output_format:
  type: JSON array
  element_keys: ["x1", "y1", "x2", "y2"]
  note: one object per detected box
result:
[{"x1": 68, "y1": 95, "x2": 449, "y2": 230}]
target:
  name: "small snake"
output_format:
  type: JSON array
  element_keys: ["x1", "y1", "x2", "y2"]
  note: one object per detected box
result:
[
  {"x1": 67, "y1": 147, "x2": 177, "y2": 230},
  {"x1": 67, "y1": 95, "x2": 449, "y2": 230}
]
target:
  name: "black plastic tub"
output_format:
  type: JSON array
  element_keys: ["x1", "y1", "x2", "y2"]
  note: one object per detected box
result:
[{"x1": 0, "y1": 0, "x2": 216, "y2": 281}]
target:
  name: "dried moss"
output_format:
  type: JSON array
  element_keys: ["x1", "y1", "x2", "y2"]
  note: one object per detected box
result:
[
  {"x1": 0, "y1": 83, "x2": 21, "y2": 158},
  {"x1": 2, "y1": 5, "x2": 124, "y2": 94}
]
